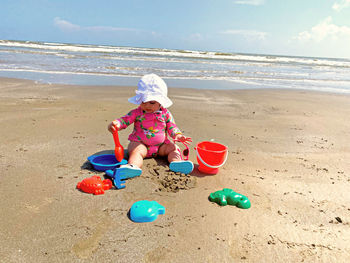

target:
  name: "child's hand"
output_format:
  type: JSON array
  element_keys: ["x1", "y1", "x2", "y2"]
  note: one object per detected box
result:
[
  {"x1": 108, "y1": 120, "x2": 120, "y2": 133},
  {"x1": 175, "y1": 134, "x2": 192, "y2": 145}
]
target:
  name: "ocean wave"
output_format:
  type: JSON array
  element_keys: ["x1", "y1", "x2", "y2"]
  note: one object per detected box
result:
[
  {"x1": 1, "y1": 68, "x2": 349, "y2": 93},
  {"x1": 1, "y1": 39, "x2": 350, "y2": 93},
  {"x1": 2, "y1": 67, "x2": 349, "y2": 85},
  {"x1": 1, "y1": 39, "x2": 350, "y2": 68}
]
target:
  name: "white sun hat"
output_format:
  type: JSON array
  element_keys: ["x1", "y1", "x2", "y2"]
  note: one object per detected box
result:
[{"x1": 128, "y1": 74, "x2": 173, "y2": 108}]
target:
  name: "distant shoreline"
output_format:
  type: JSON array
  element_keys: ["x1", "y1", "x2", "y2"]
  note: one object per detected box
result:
[
  {"x1": 1, "y1": 39, "x2": 348, "y2": 61},
  {"x1": 1, "y1": 39, "x2": 350, "y2": 94},
  {"x1": 1, "y1": 73, "x2": 350, "y2": 95}
]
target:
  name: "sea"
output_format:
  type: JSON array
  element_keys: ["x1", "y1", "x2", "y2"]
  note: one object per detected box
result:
[{"x1": 1, "y1": 39, "x2": 350, "y2": 93}]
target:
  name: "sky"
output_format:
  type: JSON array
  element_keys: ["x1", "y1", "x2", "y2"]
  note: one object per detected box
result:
[{"x1": 1, "y1": 0, "x2": 350, "y2": 59}]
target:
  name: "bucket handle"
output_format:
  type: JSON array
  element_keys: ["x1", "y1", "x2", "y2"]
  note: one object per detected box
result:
[{"x1": 194, "y1": 147, "x2": 228, "y2": 169}]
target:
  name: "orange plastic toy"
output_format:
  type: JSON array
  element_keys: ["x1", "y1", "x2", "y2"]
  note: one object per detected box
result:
[
  {"x1": 76, "y1": 175, "x2": 113, "y2": 195},
  {"x1": 113, "y1": 129, "x2": 124, "y2": 162}
]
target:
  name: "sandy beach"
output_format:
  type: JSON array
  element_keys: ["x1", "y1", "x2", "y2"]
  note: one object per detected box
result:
[{"x1": 1, "y1": 77, "x2": 350, "y2": 263}]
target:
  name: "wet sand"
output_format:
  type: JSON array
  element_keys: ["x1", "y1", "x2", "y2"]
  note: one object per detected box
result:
[{"x1": 1, "y1": 77, "x2": 350, "y2": 262}]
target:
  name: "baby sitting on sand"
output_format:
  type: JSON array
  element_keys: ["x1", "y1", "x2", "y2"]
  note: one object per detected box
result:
[{"x1": 108, "y1": 74, "x2": 194, "y2": 178}]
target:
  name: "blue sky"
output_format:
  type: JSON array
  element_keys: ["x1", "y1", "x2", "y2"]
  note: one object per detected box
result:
[{"x1": 1, "y1": 0, "x2": 350, "y2": 59}]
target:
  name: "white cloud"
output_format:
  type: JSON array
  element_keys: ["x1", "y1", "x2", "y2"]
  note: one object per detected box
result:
[
  {"x1": 54, "y1": 17, "x2": 139, "y2": 33},
  {"x1": 294, "y1": 16, "x2": 350, "y2": 43},
  {"x1": 221, "y1": 29, "x2": 267, "y2": 40},
  {"x1": 332, "y1": 0, "x2": 350, "y2": 11},
  {"x1": 54, "y1": 17, "x2": 80, "y2": 31},
  {"x1": 234, "y1": 0, "x2": 265, "y2": 6}
]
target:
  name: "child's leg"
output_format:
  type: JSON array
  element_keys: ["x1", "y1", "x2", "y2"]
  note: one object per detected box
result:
[
  {"x1": 128, "y1": 141, "x2": 147, "y2": 168},
  {"x1": 158, "y1": 141, "x2": 181, "y2": 163},
  {"x1": 159, "y1": 141, "x2": 194, "y2": 174}
]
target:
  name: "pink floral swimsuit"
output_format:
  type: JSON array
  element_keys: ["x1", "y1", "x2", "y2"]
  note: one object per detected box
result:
[{"x1": 116, "y1": 106, "x2": 182, "y2": 157}]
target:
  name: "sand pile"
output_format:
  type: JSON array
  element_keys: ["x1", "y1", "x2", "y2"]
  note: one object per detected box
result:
[{"x1": 145, "y1": 162, "x2": 196, "y2": 192}]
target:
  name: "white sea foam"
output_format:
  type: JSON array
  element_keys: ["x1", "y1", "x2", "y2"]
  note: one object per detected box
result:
[
  {"x1": 1, "y1": 40, "x2": 350, "y2": 68},
  {"x1": 1, "y1": 39, "x2": 350, "y2": 93}
]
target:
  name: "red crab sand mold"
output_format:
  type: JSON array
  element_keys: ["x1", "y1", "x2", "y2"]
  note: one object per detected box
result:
[{"x1": 76, "y1": 175, "x2": 113, "y2": 195}]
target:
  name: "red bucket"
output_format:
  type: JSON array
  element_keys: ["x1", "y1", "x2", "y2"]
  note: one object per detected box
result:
[{"x1": 195, "y1": 141, "x2": 228, "y2": 175}]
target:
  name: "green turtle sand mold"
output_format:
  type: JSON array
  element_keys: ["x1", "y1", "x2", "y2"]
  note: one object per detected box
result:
[{"x1": 209, "y1": 188, "x2": 251, "y2": 209}]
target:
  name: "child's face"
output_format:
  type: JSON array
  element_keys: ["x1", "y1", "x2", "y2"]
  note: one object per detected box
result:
[{"x1": 141, "y1": 101, "x2": 161, "y2": 113}]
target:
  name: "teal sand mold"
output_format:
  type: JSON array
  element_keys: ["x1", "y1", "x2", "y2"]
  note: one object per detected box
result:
[
  {"x1": 130, "y1": 200, "x2": 165, "y2": 223},
  {"x1": 209, "y1": 188, "x2": 251, "y2": 209}
]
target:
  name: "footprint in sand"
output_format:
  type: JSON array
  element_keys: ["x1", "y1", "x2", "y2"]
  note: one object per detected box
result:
[
  {"x1": 72, "y1": 215, "x2": 112, "y2": 259},
  {"x1": 143, "y1": 247, "x2": 172, "y2": 263}
]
